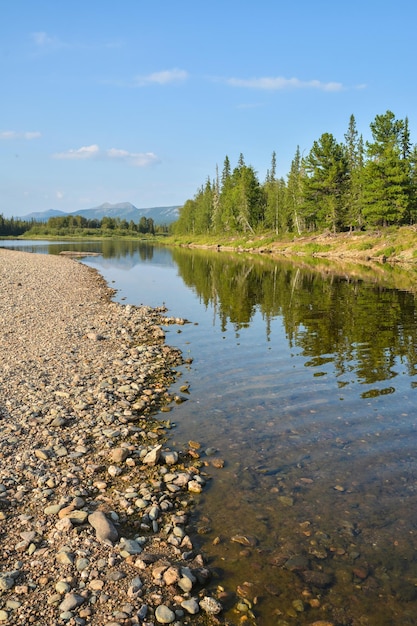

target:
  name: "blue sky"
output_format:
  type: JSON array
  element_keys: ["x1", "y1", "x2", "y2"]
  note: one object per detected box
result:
[{"x1": 1, "y1": 0, "x2": 417, "y2": 217}]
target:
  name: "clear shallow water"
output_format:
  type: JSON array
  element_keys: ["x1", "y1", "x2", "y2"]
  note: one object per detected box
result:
[{"x1": 3, "y1": 239, "x2": 417, "y2": 624}]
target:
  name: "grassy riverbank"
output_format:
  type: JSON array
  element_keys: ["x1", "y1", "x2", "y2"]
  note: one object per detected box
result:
[{"x1": 166, "y1": 225, "x2": 417, "y2": 266}]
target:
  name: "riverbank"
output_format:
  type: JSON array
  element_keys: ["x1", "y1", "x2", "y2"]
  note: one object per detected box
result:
[
  {"x1": 0, "y1": 249, "x2": 224, "y2": 625},
  {"x1": 167, "y1": 225, "x2": 417, "y2": 266}
]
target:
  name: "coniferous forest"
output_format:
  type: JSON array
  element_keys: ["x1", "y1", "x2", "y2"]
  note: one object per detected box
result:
[{"x1": 174, "y1": 111, "x2": 417, "y2": 236}]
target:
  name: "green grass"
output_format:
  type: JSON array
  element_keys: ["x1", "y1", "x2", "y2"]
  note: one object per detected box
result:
[{"x1": 291, "y1": 242, "x2": 332, "y2": 254}]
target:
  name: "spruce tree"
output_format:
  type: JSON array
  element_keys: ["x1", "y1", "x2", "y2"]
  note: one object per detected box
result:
[
  {"x1": 302, "y1": 133, "x2": 349, "y2": 232},
  {"x1": 362, "y1": 111, "x2": 410, "y2": 226}
]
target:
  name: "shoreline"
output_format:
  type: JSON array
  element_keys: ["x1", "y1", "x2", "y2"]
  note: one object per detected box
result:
[{"x1": 0, "y1": 249, "x2": 223, "y2": 625}]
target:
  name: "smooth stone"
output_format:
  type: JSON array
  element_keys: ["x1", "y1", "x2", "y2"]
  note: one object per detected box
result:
[
  {"x1": 119, "y1": 538, "x2": 142, "y2": 555},
  {"x1": 65, "y1": 510, "x2": 89, "y2": 525},
  {"x1": 178, "y1": 576, "x2": 193, "y2": 592},
  {"x1": 56, "y1": 551, "x2": 74, "y2": 566},
  {"x1": 56, "y1": 581, "x2": 72, "y2": 594},
  {"x1": 76, "y1": 557, "x2": 90, "y2": 571},
  {"x1": 59, "y1": 592, "x2": 85, "y2": 612},
  {"x1": 44, "y1": 504, "x2": 64, "y2": 515},
  {"x1": 155, "y1": 604, "x2": 176, "y2": 623},
  {"x1": 181, "y1": 598, "x2": 200, "y2": 614},
  {"x1": 88, "y1": 511, "x2": 118, "y2": 545}
]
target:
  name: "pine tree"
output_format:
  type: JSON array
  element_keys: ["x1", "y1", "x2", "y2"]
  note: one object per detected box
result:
[
  {"x1": 362, "y1": 111, "x2": 410, "y2": 226},
  {"x1": 302, "y1": 133, "x2": 349, "y2": 232},
  {"x1": 286, "y1": 146, "x2": 304, "y2": 234},
  {"x1": 344, "y1": 114, "x2": 364, "y2": 230}
]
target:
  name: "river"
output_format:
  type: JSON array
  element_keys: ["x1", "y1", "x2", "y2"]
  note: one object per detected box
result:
[{"x1": 2, "y1": 238, "x2": 417, "y2": 625}]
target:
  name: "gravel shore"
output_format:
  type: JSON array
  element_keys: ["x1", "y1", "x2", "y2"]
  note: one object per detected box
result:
[{"x1": 0, "y1": 249, "x2": 223, "y2": 626}]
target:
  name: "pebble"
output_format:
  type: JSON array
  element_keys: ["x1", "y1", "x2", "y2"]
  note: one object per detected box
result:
[
  {"x1": 88, "y1": 511, "x2": 119, "y2": 545},
  {"x1": 181, "y1": 598, "x2": 200, "y2": 614},
  {"x1": 200, "y1": 596, "x2": 223, "y2": 615},
  {"x1": 155, "y1": 604, "x2": 176, "y2": 623},
  {"x1": 0, "y1": 250, "x2": 216, "y2": 626},
  {"x1": 59, "y1": 593, "x2": 85, "y2": 612}
]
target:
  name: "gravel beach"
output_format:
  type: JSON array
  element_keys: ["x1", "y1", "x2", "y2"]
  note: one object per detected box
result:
[{"x1": 0, "y1": 249, "x2": 223, "y2": 626}]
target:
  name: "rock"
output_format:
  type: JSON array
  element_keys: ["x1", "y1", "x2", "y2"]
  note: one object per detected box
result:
[
  {"x1": 0, "y1": 576, "x2": 14, "y2": 592},
  {"x1": 55, "y1": 581, "x2": 72, "y2": 594},
  {"x1": 155, "y1": 604, "x2": 176, "y2": 623},
  {"x1": 160, "y1": 450, "x2": 178, "y2": 465},
  {"x1": 64, "y1": 510, "x2": 89, "y2": 525},
  {"x1": 300, "y1": 570, "x2": 334, "y2": 588},
  {"x1": 110, "y1": 448, "x2": 129, "y2": 463},
  {"x1": 88, "y1": 511, "x2": 119, "y2": 545},
  {"x1": 56, "y1": 550, "x2": 74, "y2": 566},
  {"x1": 181, "y1": 598, "x2": 200, "y2": 614},
  {"x1": 59, "y1": 592, "x2": 85, "y2": 612},
  {"x1": 231, "y1": 534, "x2": 258, "y2": 547},
  {"x1": 199, "y1": 596, "x2": 222, "y2": 614},
  {"x1": 163, "y1": 566, "x2": 180, "y2": 586},
  {"x1": 119, "y1": 538, "x2": 143, "y2": 556},
  {"x1": 188, "y1": 480, "x2": 202, "y2": 493},
  {"x1": 143, "y1": 445, "x2": 162, "y2": 465}
]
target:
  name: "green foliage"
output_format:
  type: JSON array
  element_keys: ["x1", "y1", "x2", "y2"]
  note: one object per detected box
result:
[
  {"x1": 301, "y1": 133, "x2": 349, "y2": 232},
  {"x1": 377, "y1": 246, "x2": 397, "y2": 257},
  {"x1": 0, "y1": 214, "x2": 34, "y2": 236},
  {"x1": 175, "y1": 109, "x2": 417, "y2": 239}
]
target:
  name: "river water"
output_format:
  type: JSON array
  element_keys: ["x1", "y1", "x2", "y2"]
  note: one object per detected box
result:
[{"x1": 3, "y1": 239, "x2": 417, "y2": 625}]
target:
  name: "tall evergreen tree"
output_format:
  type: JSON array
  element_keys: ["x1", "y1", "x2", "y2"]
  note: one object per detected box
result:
[
  {"x1": 344, "y1": 114, "x2": 364, "y2": 230},
  {"x1": 302, "y1": 133, "x2": 349, "y2": 232},
  {"x1": 286, "y1": 146, "x2": 304, "y2": 234},
  {"x1": 264, "y1": 151, "x2": 279, "y2": 232},
  {"x1": 362, "y1": 110, "x2": 410, "y2": 226}
]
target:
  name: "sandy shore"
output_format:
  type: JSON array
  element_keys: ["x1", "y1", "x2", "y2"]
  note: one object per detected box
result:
[{"x1": 0, "y1": 249, "x2": 222, "y2": 625}]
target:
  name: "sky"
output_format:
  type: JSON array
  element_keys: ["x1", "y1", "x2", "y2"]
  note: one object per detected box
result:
[{"x1": 1, "y1": 0, "x2": 417, "y2": 218}]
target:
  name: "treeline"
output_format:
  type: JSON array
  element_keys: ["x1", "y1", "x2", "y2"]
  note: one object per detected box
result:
[
  {"x1": 174, "y1": 110, "x2": 417, "y2": 236},
  {"x1": 0, "y1": 214, "x2": 35, "y2": 236},
  {"x1": 29, "y1": 214, "x2": 157, "y2": 235},
  {"x1": 0, "y1": 214, "x2": 164, "y2": 237}
]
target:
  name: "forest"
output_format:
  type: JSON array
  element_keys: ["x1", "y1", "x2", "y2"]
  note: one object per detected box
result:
[
  {"x1": 0, "y1": 214, "x2": 159, "y2": 238},
  {"x1": 173, "y1": 110, "x2": 417, "y2": 236}
]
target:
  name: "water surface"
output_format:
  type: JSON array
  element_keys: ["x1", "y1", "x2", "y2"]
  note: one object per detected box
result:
[{"x1": 3, "y1": 239, "x2": 417, "y2": 625}]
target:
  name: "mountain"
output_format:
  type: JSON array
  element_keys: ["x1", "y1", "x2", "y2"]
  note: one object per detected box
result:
[
  {"x1": 22, "y1": 202, "x2": 180, "y2": 225},
  {"x1": 23, "y1": 209, "x2": 69, "y2": 221}
]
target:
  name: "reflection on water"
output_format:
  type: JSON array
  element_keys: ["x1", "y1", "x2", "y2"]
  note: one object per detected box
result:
[{"x1": 3, "y1": 239, "x2": 417, "y2": 624}]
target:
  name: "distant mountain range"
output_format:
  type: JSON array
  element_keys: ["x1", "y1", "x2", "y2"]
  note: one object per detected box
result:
[{"x1": 22, "y1": 202, "x2": 181, "y2": 225}]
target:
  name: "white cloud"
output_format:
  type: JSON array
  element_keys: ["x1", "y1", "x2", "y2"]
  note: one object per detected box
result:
[
  {"x1": 56, "y1": 191, "x2": 64, "y2": 200},
  {"x1": 53, "y1": 144, "x2": 100, "y2": 160},
  {"x1": 106, "y1": 148, "x2": 159, "y2": 166},
  {"x1": 0, "y1": 130, "x2": 41, "y2": 140},
  {"x1": 134, "y1": 68, "x2": 188, "y2": 86},
  {"x1": 53, "y1": 144, "x2": 159, "y2": 167},
  {"x1": 225, "y1": 75, "x2": 344, "y2": 92}
]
